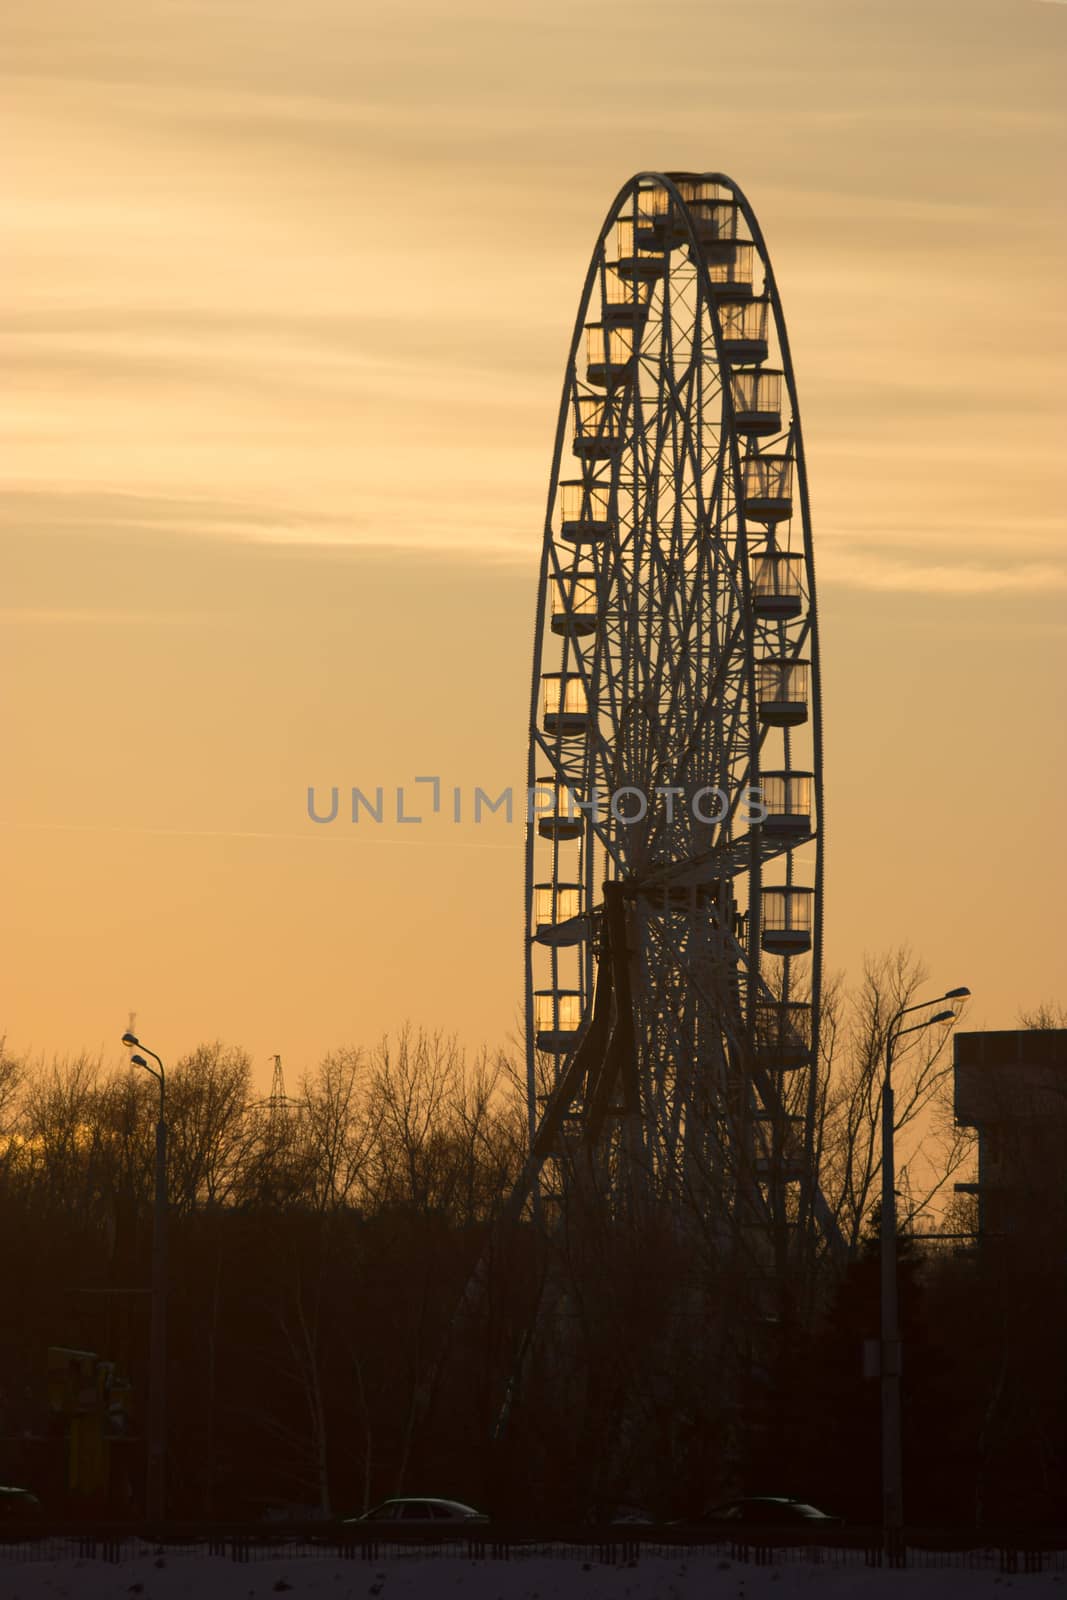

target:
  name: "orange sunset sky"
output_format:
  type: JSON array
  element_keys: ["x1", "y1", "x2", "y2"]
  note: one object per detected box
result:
[{"x1": 4, "y1": 0, "x2": 1066, "y2": 1094}]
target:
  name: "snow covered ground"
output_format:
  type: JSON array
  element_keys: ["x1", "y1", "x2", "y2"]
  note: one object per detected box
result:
[{"x1": 0, "y1": 1550, "x2": 1063, "y2": 1599}]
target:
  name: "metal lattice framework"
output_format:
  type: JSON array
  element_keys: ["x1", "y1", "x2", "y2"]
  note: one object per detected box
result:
[{"x1": 523, "y1": 171, "x2": 836, "y2": 1268}]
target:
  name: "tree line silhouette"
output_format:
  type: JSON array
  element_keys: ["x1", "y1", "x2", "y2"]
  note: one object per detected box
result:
[{"x1": 0, "y1": 954, "x2": 1062, "y2": 1528}]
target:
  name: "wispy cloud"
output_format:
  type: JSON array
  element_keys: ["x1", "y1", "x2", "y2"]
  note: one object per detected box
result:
[
  {"x1": 821, "y1": 550, "x2": 1067, "y2": 595},
  {"x1": 0, "y1": 607, "x2": 218, "y2": 625}
]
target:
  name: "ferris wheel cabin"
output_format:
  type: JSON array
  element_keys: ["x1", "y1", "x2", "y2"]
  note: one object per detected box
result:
[
  {"x1": 534, "y1": 989, "x2": 583, "y2": 1052},
  {"x1": 635, "y1": 185, "x2": 692, "y2": 250},
  {"x1": 586, "y1": 323, "x2": 635, "y2": 387},
  {"x1": 703, "y1": 243, "x2": 756, "y2": 300},
  {"x1": 751, "y1": 552, "x2": 804, "y2": 619},
  {"x1": 718, "y1": 298, "x2": 770, "y2": 365},
  {"x1": 558, "y1": 480, "x2": 612, "y2": 545},
  {"x1": 757, "y1": 657, "x2": 809, "y2": 726},
  {"x1": 602, "y1": 271, "x2": 652, "y2": 327},
  {"x1": 542, "y1": 672, "x2": 592, "y2": 735},
  {"x1": 550, "y1": 566, "x2": 599, "y2": 636},
  {"x1": 572, "y1": 395, "x2": 620, "y2": 461},
  {"x1": 755, "y1": 1000, "x2": 814, "y2": 1068},
  {"x1": 758, "y1": 770, "x2": 813, "y2": 839},
  {"x1": 533, "y1": 882, "x2": 585, "y2": 946},
  {"x1": 743, "y1": 453, "x2": 794, "y2": 523},
  {"x1": 731, "y1": 369, "x2": 783, "y2": 436},
  {"x1": 685, "y1": 198, "x2": 742, "y2": 262},
  {"x1": 534, "y1": 775, "x2": 584, "y2": 840},
  {"x1": 611, "y1": 219, "x2": 667, "y2": 283},
  {"x1": 761, "y1": 886, "x2": 814, "y2": 956}
]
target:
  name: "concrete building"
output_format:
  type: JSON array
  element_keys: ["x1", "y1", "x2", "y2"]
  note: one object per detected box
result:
[{"x1": 953, "y1": 1029, "x2": 1067, "y2": 1242}]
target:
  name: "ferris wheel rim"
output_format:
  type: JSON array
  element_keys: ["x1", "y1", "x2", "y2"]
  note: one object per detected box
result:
[{"x1": 522, "y1": 172, "x2": 825, "y2": 1230}]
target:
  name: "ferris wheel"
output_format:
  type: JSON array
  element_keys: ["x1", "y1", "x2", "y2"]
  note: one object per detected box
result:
[{"x1": 523, "y1": 171, "x2": 833, "y2": 1257}]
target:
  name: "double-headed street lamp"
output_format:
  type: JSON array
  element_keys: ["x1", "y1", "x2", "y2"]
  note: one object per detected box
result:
[
  {"x1": 122, "y1": 1030, "x2": 168, "y2": 1523},
  {"x1": 880, "y1": 985, "x2": 970, "y2": 1559}
]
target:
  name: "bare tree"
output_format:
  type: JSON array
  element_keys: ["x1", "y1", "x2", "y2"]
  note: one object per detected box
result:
[
  {"x1": 817, "y1": 949, "x2": 971, "y2": 1256},
  {"x1": 0, "y1": 1039, "x2": 26, "y2": 1187},
  {"x1": 165, "y1": 1043, "x2": 253, "y2": 1213},
  {"x1": 366, "y1": 1026, "x2": 461, "y2": 1215},
  {"x1": 1018, "y1": 1002, "x2": 1067, "y2": 1030},
  {"x1": 295, "y1": 1049, "x2": 376, "y2": 1215},
  {"x1": 19, "y1": 1054, "x2": 109, "y2": 1220}
]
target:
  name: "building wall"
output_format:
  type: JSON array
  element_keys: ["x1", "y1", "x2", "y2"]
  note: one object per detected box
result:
[{"x1": 953, "y1": 1030, "x2": 1067, "y2": 1242}]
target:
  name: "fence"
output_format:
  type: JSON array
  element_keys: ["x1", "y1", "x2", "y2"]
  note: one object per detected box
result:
[{"x1": 0, "y1": 1524, "x2": 1064, "y2": 1573}]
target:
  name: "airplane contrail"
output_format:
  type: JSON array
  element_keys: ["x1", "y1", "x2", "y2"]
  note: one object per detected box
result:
[{"x1": 0, "y1": 820, "x2": 519, "y2": 852}]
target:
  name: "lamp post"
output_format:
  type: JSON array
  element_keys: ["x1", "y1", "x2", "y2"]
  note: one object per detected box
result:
[
  {"x1": 880, "y1": 986, "x2": 969, "y2": 1561},
  {"x1": 122, "y1": 1030, "x2": 167, "y2": 1522}
]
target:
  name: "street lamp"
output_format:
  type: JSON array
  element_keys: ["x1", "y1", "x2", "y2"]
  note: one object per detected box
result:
[
  {"x1": 123, "y1": 1031, "x2": 168, "y2": 1522},
  {"x1": 880, "y1": 987, "x2": 969, "y2": 1561}
]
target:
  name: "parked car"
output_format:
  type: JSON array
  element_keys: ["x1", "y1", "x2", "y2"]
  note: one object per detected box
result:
[
  {"x1": 0, "y1": 1487, "x2": 42, "y2": 1520},
  {"x1": 344, "y1": 1498, "x2": 488, "y2": 1528},
  {"x1": 585, "y1": 1502, "x2": 656, "y2": 1525},
  {"x1": 691, "y1": 1496, "x2": 842, "y2": 1528},
  {"x1": 605, "y1": 1505, "x2": 656, "y2": 1526}
]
